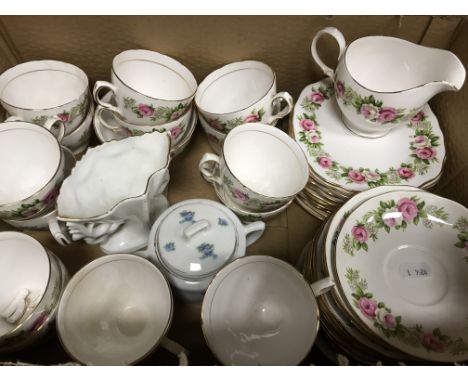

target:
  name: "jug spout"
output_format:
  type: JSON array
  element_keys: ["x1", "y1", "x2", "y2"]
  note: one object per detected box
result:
[{"x1": 433, "y1": 51, "x2": 466, "y2": 93}]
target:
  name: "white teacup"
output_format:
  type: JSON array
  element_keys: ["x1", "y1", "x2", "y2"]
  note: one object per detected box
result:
[
  {"x1": 195, "y1": 60, "x2": 293, "y2": 134},
  {"x1": 61, "y1": 101, "x2": 94, "y2": 153},
  {"x1": 0, "y1": 121, "x2": 66, "y2": 220},
  {"x1": 57, "y1": 254, "x2": 188, "y2": 365},
  {"x1": 93, "y1": 50, "x2": 197, "y2": 126},
  {"x1": 199, "y1": 123, "x2": 309, "y2": 212},
  {"x1": 0, "y1": 60, "x2": 90, "y2": 135}
]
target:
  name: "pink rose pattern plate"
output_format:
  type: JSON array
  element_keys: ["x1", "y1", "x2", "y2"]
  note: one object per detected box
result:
[
  {"x1": 335, "y1": 191, "x2": 468, "y2": 362},
  {"x1": 292, "y1": 79, "x2": 445, "y2": 192}
]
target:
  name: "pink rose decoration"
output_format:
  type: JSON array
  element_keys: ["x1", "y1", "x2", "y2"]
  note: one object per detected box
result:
[
  {"x1": 43, "y1": 187, "x2": 59, "y2": 205},
  {"x1": 138, "y1": 104, "x2": 154, "y2": 117},
  {"x1": 382, "y1": 314, "x2": 397, "y2": 329},
  {"x1": 57, "y1": 113, "x2": 70, "y2": 122},
  {"x1": 360, "y1": 104, "x2": 379, "y2": 120},
  {"x1": 309, "y1": 134, "x2": 320, "y2": 144},
  {"x1": 397, "y1": 167, "x2": 415, "y2": 179},
  {"x1": 413, "y1": 135, "x2": 430, "y2": 148},
  {"x1": 299, "y1": 118, "x2": 316, "y2": 131},
  {"x1": 422, "y1": 333, "x2": 445, "y2": 353},
  {"x1": 348, "y1": 169, "x2": 365, "y2": 183},
  {"x1": 358, "y1": 297, "x2": 377, "y2": 319},
  {"x1": 209, "y1": 119, "x2": 223, "y2": 131},
  {"x1": 378, "y1": 107, "x2": 397, "y2": 122},
  {"x1": 364, "y1": 171, "x2": 380, "y2": 182},
  {"x1": 335, "y1": 81, "x2": 345, "y2": 97},
  {"x1": 318, "y1": 156, "x2": 332, "y2": 169},
  {"x1": 233, "y1": 189, "x2": 249, "y2": 202},
  {"x1": 170, "y1": 109, "x2": 184, "y2": 121},
  {"x1": 397, "y1": 197, "x2": 418, "y2": 222},
  {"x1": 415, "y1": 147, "x2": 436, "y2": 160},
  {"x1": 244, "y1": 114, "x2": 259, "y2": 123},
  {"x1": 170, "y1": 126, "x2": 182, "y2": 139},
  {"x1": 310, "y1": 91, "x2": 325, "y2": 104},
  {"x1": 352, "y1": 226, "x2": 368, "y2": 243},
  {"x1": 411, "y1": 111, "x2": 425, "y2": 124},
  {"x1": 383, "y1": 216, "x2": 397, "y2": 227}
]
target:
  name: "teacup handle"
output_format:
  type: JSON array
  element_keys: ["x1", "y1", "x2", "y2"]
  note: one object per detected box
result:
[
  {"x1": 310, "y1": 276, "x2": 335, "y2": 296},
  {"x1": 93, "y1": 81, "x2": 122, "y2": 116},
  {"x1": 5, "y1": 116, "x2": 65, "y2": 142},
  {"x1": 1, "y1": 288, "x2": 30, "y2": 324},
  {"x1": 199, "y1": 153, "x2": 222, "y2": 185},
  {"x1": 243, "y1": 221, "x2": 266, "y2": 246},
  {"x1": 95, "y1": 105, "x2": 127, "y2": 134},
  {"x1": 48, "y1": 212, "x2": 71, "y2": 246},
  {"x1": 160, "y1": 337, "x2": 189, "y2": 366},
  {"x1": 268, "y1": 92, "x2": 294, "y2": 125},
  {"x1": 311, "y1": 27, "x2": 347, "y2": 79}
]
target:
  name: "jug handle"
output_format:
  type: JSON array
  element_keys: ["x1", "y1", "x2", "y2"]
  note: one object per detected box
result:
[{"x1": 311, "y1": 27, "x2": 346, "y2": 80}]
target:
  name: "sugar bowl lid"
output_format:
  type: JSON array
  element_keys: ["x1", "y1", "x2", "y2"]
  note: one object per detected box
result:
[
  {"x1": 151, "y1": 199, "x2": 244, "y2": 280},
  {"x1": 201, "y1": 256, "x2": 320, "y2": 365}
]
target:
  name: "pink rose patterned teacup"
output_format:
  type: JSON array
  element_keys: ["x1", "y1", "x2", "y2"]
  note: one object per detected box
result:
[
  {"x1": 311, "y1": 27, "x2": 465, "y2": 138},
  {"x1": 93, "y1": 50, "x2": 197, "y2": 126},
  {"x1": 195, "y1": 61, "x2": 293, "y2": 134},
  {"x1": 0, "y1": 60, "x2": 90, "y2": 135},
  {"x1": 199, "y1": 123, "x2": 308, "y2": 213}
]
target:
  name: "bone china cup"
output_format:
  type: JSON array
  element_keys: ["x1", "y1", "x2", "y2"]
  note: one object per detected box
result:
[
  {"x1": 93, "y1": 50, "x2": 197, "y2": 126},
  {"x1": 0, "y1": 231, "x2": 69, "y2": 352},
  {"x1": 57, "y1": 254, "x2": 188, "y2": 365},
  {"x1": 311, "y1": 27, "x2": 465, "y2": 138},
  {"x1": 199, "y1": 123, "x2": 309, "y2": 212},
  {"x1": 195, "y1": 60, "x2": 293, "y2": 134},
  {"x1": 0, "y1": 121, "x2": 66, "y2": 220},
  {"x1": 0, "y1": 60, "x2": 90, "y2": 135}
]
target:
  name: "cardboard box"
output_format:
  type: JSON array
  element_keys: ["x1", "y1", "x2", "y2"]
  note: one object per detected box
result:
[{"x1": 0, "y1": 15, "x2": 466, "y2": 365}]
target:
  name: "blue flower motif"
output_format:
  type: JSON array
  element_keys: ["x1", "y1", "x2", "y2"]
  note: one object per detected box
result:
[
  {"x1": 218, "y1": 218, "x2": 229, "y2": 226},
  {"x1": 197, "y1": 243, "x2": 218, "y2": 260},
  {"x1": 164, "y1": 242, "x2": 175, "y2": 252},
  {"x1": 179, "y1": 210, "x2": 196, "y2": 224}
]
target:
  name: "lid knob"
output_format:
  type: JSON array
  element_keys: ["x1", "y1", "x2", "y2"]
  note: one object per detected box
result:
[{"x1": 183, "y1": 219, "x2": 210, "y2": 240}]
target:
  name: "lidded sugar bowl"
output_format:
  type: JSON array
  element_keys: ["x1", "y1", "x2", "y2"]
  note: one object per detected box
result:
[{"x1": 140, "y1": 199, "x2": 266, "y2": 302}]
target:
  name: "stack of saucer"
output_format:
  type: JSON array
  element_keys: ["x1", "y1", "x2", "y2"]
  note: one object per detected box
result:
[
  {"x1": 299, "y1": 185, "x2": 468, "y2": 365},
  {"x1": 290, "y1": 79, "x2": 445, "y2": 220}
]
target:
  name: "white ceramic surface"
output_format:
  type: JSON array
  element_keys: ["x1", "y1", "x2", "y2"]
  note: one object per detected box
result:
[
  {"x1": 199, "y1": 123, "x2": 309, "y2": 212},
  {"x1": 57, "y1": 254, "x2": 182, "y2": 365},
  {"x1": 142, "y1": 199, "x2": 265, "y2": 301},
  {"x1": 0, "y1": 121, "x2": 66, "y2": 220},
  {"x1": 334, "y1": 190, "x2": 468, "y2": 362},
  {"x1": 311, "y1": 27, "x2": 465, "y2": 137},
  {"x1": 61, "y1": 101, "x2": 94, "y2": 151},
  {"x1": 293, "y1": 79, "x2": 445, "y2": 192},
  {"x1": 0, "y1": 60, "x2": 90, "y2": 134},
  {"x1": 195, "y1": 60, "x2": 293, "y2": 134},
  {"x1": 93, "y1": 50, "x2": 197, "y2": 126},
  {"x1": 202, "y1": 255, "x2": 322, "y2": 365}
]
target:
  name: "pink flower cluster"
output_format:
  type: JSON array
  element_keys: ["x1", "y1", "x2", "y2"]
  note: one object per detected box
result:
[
  {"x1": 396, "y1": 197, "x2": 419, "y2": 222},
  {"x1": 244, "y1": 114, "x2": 260, "y2": 123},
  {"x1": 410, "y1": 111, "x2": 426, "y2": 124},
  {"x1": 352, "y1": 225, "x2": 368, "y2": 243},
  {"x1": 318, "y1": 156, "x2": 333, "y2": 169},
  {"x1": 138, "y1": 104, "x2": 154, "y2": 117},
  {"x1": 300, "y1": 118, "x2": 316, "y2": 131},
  {"x1": 412, "y1": 132, "x2": 437, "y2": 161},
  {"x1": 335, "y1": 81, "x2": 345, "y2": 98},
  {"x1": 309, "y1": 91, "x2": 325, "y2": 105},
  {"x1": 170, "y1": 126, "x2": 182, "y2": 139},
  {"x1": 361, "y1": 104, "x2": 399, "y2": 123},
  {"x1": 233, "y1": 188, "x2": 249, "y2": 202},
  {"x1": 57, "y1": 112, "x2": 70, "y2": 123}
]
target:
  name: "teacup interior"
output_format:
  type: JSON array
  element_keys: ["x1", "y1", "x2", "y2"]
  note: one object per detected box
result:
[
  {"x1": 0, "y1": 232, "x2": 49, "y2": 336},
  {"x1": 115, "y1": 60, "x2": 194, "y2": 100},
  {"x1": 58, "y1": 257, "x2": 171, "y2": 365},
  {"x1": 1, "y1": 70, "x2": 87, "y2": 109},
  {"x1": 0, "y1": 126, "x2": 60, "y2": 204},
  {"x1": 224, "y1": 127, "x2": 307, "y2": 197},
  {"x1": 199, "y1": 68, "x2": 273, "y2": 113},
  {"x1": 346, "y1": 36, "x2": 465, "y2": 92}
]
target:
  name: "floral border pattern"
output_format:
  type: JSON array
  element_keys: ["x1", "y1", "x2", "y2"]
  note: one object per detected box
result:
[
  {"x1": 125, "y1": 122, "x2": 185, "y2": 142},
  {"x1": 453, "y1": 217, "x2": 468, "y2": 261},
  {"x1": 32, "y1": 94, "x2": 90, "y2": 126},
  {"x1": 208, "y1": 107, "x2": 265, "y2": 133},
  {"x1": 346, "y1": 268, "x2": 468, "y2": 356},
  {"x1": 335, "y1": 80, "x2": 415, "y2": 125},
  {"x1": 123, "y1": 97, "x2": 188, "y2": 123},
  {"x1": 297, "y1": 83, "x2": 441, "y2": 187},
  {"x1": 342, "y1": 195, "x2": 448, "y2": 256},
  {"x1": 3, "y1": 187, "x2": 59, "y2": 219}
]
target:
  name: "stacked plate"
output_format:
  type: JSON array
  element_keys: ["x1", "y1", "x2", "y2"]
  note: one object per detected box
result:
[
  {"x1": 299, "y1": 185, "x2": 468, "y2": 364},
  {"x1": 290, "y1": 79, "x2": 445, "y2": 220}
]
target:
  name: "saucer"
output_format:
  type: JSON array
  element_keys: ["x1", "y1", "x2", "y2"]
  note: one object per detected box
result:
[
  {"x1": 334, "y1": 190, "x2": 468, "y2": 362},
  {"x1": 94, "y1": 92, "x2": 197, "y2": 157},
  {"x1": 292, "y1": 79, "x2": 445, "y2": 192},
  {"x1": 211, "y1": 177, "x2": 292, "y2": 221}
]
